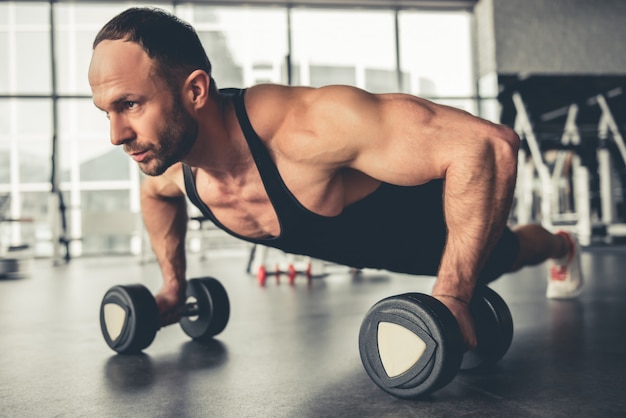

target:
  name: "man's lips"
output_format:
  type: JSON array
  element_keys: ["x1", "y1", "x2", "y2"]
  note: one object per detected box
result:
[{"x1": 129, "y1": 150, "x2": 149, "y2": 162}]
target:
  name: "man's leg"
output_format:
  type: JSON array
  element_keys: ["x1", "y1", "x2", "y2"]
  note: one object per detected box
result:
[
  {"x1": 509, "y1": 224, "x2": 569, "y2": 270},
  {"x1": 510, "y1": 224, "x2": 583, "y2": 299}
]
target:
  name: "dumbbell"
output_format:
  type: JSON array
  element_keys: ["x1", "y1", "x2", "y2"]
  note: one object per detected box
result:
[
  {"x1": 100, "y1": 277, "x2": 230, "y2": 354},
  {"x1": 358, "y1": 286, "x2": 513, "y2": 399}
]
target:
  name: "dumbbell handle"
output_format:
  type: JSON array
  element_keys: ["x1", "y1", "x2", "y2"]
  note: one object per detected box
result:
[{"x1": 179, "y1": 302, "x2": 199, "y2": 317}]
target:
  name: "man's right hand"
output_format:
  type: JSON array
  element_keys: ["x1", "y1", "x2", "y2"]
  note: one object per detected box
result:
[
  {"x1": 432, "y1": 294, "x2": 477, "y2": 352},
  {"x1": 155, "y1": 283, "x2": 186, "y2": 327}
]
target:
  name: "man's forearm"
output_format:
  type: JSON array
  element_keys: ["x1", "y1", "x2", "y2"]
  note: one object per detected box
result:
[
  {"x1": 432, "y1": 132, "x2": 519, "y2": 302},
  {"x1": 141, "y1": 191, "x2": 189, "y2": 293}
]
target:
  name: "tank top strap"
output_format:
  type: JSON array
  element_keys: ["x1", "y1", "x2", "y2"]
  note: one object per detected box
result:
[
  {"x1": 231, "y1": 89, "x2": 300, "y2": 215},
  {"x1": 182, "y1": 164, "x2": 215, "y2": 219}
]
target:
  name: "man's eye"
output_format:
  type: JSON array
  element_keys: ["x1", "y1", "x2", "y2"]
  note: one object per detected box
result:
[{"x1": 126, "y1": 101, "x2": 137, "y2": 109}]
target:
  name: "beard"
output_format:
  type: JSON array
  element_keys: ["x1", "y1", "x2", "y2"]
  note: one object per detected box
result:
[{"x1": 134, "y1": 94, "x2": 199, "y2": 177}]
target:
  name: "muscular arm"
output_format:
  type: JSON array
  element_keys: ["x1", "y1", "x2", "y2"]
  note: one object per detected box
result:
[
  {"x1": 431, "y1": 129, "x2": 518, "y2": 302},
  {"x1": 297, "y1": 86, "x2": 520, "y2": 348},
  {"x1": 140, "y1": 166, "x2": 188, "y2": 326},
  {"x1": 429, "y1": 124, "x2": 518, "y2": 349}
]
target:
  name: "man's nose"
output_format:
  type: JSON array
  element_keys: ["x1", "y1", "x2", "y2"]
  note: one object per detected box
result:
[{"x1": 109, "y1": 114, "x2": 135, "y2": 146}]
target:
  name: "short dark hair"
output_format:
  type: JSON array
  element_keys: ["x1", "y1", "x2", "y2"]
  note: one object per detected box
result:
[{"x1": 93, "y1": 7, "x2": 217, "y2": 95}]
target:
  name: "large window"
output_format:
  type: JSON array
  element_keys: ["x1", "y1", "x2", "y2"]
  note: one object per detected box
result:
[
  {"x1": 0, "y1": 5, "x2": 51, "y2": 254},
  {"x1": 0, "y1": 2, "x2": 476, "y2": 258},
  {"x1": 399, "y1": 10, "x2": 475, "y2": 112},
  {"x1": 181, "y1": 5, "x2": 289, "y2": 87},
  {"x1": 291, "y1": 9, "x2": 398, "y2": 92}
]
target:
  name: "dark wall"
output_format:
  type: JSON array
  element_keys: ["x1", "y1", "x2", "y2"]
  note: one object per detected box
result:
[{"x1": 475, "y1": 0, "x2": 626, "y2": 77}]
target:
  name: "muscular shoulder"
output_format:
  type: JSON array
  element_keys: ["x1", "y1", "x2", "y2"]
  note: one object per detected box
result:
[
  {"x1": 244, "y1": 84, "x2": 383, "y2": 167},
  {"x1": 243, "y1": 84, "x2": 311, "y2": 137}
]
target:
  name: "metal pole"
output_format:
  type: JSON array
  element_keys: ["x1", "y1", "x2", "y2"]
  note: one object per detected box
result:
[
  {"x1": 286, "y1": 5, "x2": 293, "y2": 86},
  {"x1": 48, "y1": 0, "x2": 69, "y2": 265},
  {"x1": 394, "y1": 9, "x2": 403, "y2": 92},
  {"x1": 512, "y1": 92, "x2": 554, "y2": 230}
]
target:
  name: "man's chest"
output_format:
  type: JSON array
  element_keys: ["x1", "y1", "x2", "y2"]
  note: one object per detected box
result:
[{"x1": 193, "y1": 166, "x2": 345, "y2": 239}]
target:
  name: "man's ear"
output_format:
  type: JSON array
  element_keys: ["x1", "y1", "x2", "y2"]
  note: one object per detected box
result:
[{"x1": 183, "y1": 70, "x2": 211, "y2": 109}]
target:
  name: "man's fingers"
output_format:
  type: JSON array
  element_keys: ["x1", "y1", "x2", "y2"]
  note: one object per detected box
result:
[
  {"x1": 433, "y1": 295, "x2": 477, "y2": 351},
  {"x1": 155, "y1": 293, "x2": 183, "y2": 326}
]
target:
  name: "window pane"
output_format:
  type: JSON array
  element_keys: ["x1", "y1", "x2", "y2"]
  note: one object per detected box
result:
[
  {"x1": 54, "y1": 3, "x2": 168, "y2": 95},
  {"x1": 21, "y1": 191, "x2": 49, "y2": 220},
  {"x1": 57, "y1": 99, "x2": 129, "y2": 182},
  {"x1": 189, "y1": 5, "x2": 289, "y2": 88},
  {"x1": 81, "y1": 189, "x2": 129, "y2": 212},
  {"x1": 0, "y1": 4, "x2": 8, "y2": 25},
  {"x1": 0, "y1": 100, "x2": 9, "y2": 135},
  {"x1": 80, "y1": 147, "x2": 130, "y2": 182},
  {"x1": 15, "y1": 100, "x2": 52, "y2": 136},
  {"x1": 55, "y1": 29, "x2": 93, "y2": 95},
  {"x1": 477, "y1": 98, "x2": 501, "y2": 123},
  {"x1": 0, "y1": 3, "x2": 50, "y2": 94},
  {"x1": 0, "y1": 32, "x2": 8, "y2": 93},
  {"x1": 58, "y1": 98, "x2": 109, "y2": 135},
  {"x1": 15, "y1": 3, "x2": 49, "y2": 25},
  {"x1": 82, "y1": 235, "x2": 132, "y2": 255},
  {"x1": 0, "y1": 100, "x2": 15, "y2": 185},
  {"x1": 19, "y1": 141, "x2": 51, "y2": 183},
  {"x1": 21, "y1": 190, "x2": 49, "y2": 227},
  {"x1": 58, "y1": 140, "x2": 130, "y2": 183},
  {"x1": 399, "y1": 11, "x2": 473, "y2": 97},
  {"x1": 5, "y1": 99, "x2": 53, "y2": 184},
  {"x1": 308, "y1": 65, "x2": 355, "y2": 87},
  {"x1": 15, "y1": 31, "x2": 51, "y2": 94},
  {"x1": 21, "y1": 191, "x2": 55, "y2": 257},
  {"x1": 291, "y1": 9, "x2": 397, "y2": 91},
  {"x1": 81, "y1": 190, "x2": 133, "y2": 255},
  {"x1": 0, "y1": 142, "x2": 9, "y2": 184},
  {"x1": 55, "y1": 3, "x2": 155, "y2": 26}
]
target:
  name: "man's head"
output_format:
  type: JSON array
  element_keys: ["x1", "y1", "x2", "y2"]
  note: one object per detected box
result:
[{"x1": 89, "y1": 8, "x2": 214, "y2": 176}]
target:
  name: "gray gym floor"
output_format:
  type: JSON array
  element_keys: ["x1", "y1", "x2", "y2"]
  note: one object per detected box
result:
[{"x1": 1, "y1": 245, "x2": 626, "y2": 417}]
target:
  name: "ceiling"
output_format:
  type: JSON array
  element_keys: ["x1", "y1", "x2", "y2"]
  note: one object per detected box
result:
[{"x1": 55, "y1": 0, "x2": 478, "y2": 11}]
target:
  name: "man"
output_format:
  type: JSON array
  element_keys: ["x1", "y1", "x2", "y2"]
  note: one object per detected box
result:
[{"x1": 88, "y1": 7, "x2": 583, "y2": 350}]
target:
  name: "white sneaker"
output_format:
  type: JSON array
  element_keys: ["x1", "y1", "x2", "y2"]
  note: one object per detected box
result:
[{"x1": 546, "y1": 231, "x2": 584, "y2": 299}]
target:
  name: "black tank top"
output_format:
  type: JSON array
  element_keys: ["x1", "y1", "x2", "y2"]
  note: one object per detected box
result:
[{"x1": 183, "y1": 88, "x2": 447, "y2": 275}]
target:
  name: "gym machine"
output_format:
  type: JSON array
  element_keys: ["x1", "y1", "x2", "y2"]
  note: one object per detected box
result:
[
  {"x1": 592, "y1": 92, "x2": 626, "y2": 240},
  {"x1": 502, "y1": 76, "x2": 626, "y2": 245},
  {"x1": 512, "y1": 93, "x2": 593, "y2": 244}
]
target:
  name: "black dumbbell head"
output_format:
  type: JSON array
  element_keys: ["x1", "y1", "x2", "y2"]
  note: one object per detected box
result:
[
  {"x1": 359, "y1": 293, "x2": 464, "y2": 399},
  {"x1": 461, "y1": 286, "x2": 513, "y2": 370},
  {"x1": 100, "y1": 284, "x2": 159, "y2": 354},
  {"x1": 180, "y1": 277, "x2": 230, "y2": 341}
]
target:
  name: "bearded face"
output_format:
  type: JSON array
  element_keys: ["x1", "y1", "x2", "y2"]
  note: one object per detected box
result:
[{"x1": 130, "y1": 92, "x2": 199, "y2": 176}]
